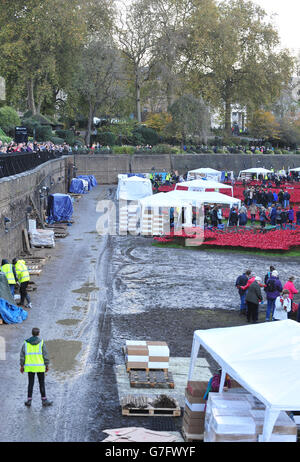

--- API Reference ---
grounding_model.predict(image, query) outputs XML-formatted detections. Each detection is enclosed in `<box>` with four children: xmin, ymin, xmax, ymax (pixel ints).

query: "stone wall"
<box><xmin>74</xmin><ymin>153</ymin><xmax>300</xmax><ymax>183</ymax></box>
<box><xmin>0</xmin><ymin>157</ymin><xmax>68</xmax><ymax>260</ymax></box>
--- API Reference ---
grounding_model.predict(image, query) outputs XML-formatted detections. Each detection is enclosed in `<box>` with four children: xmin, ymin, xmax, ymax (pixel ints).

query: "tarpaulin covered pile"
<box><xmin>69</xmin><ymin>178</ymin><xmax>87</xmax><ymax>194</ymax></box>
<box><xmin>77</xmin><ymin>175</ymin><xmax>97</xmax><ymax>191</ymax></box>
<box><xmin>47</xmin><ymin>193</ymin><xmax>73</xmax><ymax>223</ymax></box>
<box><xmin>0</xmin><ymin>273</ymin><xmax>27</xmax><ymax>324</ymax></box>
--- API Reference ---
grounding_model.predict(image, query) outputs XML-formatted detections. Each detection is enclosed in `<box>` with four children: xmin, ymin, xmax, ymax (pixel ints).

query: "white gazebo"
<box><xmin>187</xmin><ymin>168</ymin><xmax>222</xmax><ymax>182</ymax></box>
<box><xmin>188</xmin><ymin>320</ymin><xmax>300</xmax><ymax>442</ymax></box>
<box><xmin>116</xmin><ymin>175</ymin><xmax>153</xmax><ymax>201</ymax></box>
<box><xmin>238</xmin><ymin>167</ymin><xmax>272</xmax><ymax>180</ymax></box>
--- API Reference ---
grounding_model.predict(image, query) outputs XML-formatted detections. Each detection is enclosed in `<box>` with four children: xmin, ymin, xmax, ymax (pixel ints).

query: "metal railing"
<box><xmin>0</xmin><ymin>150</ymin><xmax>66</xmax><ymax>178</ymax></box>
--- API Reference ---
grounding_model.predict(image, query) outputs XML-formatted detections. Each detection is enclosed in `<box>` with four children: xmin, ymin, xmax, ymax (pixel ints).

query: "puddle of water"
<box><xmin>72</xmin><ymin>283</ymin><xmax>99</xmax><ymax>294</ymax></box>
<box><xmin>46</xmin><ymin>339</ymin><xmax>82</xmax><ymax>374</ymax></box>
<box><xmin>72</xmin><ymin>306</ymin><xmax>82</xmax><ymax>311</ymax></box>
<box><xmin>56</xmin><ymin>319</ymin><xmax>81</xmax><ymax>326</ymax></box>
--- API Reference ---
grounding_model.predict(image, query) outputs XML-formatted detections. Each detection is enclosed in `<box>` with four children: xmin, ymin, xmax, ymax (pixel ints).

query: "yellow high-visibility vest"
<box><xmin>1</xmin><ymin>264</ymin><xmax>16</xmax><ymax>285</ymax></box>
<box><xmin>24</xmin><ymin>340</ymin><xmax>45</xmax><ymax>373</ymax></box>
<box><xmin>15</xmin><ymin>260</ymin><xmax>30</xmax><ymax>283</ymax></box>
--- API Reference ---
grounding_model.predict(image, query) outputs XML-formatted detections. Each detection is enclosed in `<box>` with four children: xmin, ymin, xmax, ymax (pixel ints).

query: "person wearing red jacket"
<box><xmin>283</xmin><ymin>276</ymin><xmax>298</xmax><ymax>319</ymax></box>
<box><xmin>283</xmin><ymin>276</ymin><xmax>298</xmax><ymax>301</ymax></box>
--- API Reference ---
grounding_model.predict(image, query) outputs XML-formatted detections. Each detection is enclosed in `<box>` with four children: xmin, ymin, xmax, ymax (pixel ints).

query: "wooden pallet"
<box><xmin>121</xmin><ymin>396</ymin><xmax>181</xmax><ymax>417</ymax></box>
<box><xmin>129</xmin><ymin>369</ymin><xmax>174</xmax><ymax>389</ymax></box>
<box><xmin>126</xmin><ymin>365</ymin><xmax>169</xmax><ymax>373</ymax></box>
<box><xmin>181</xmin><ymin>428</ymin><xmax>204</xmax><ymax>442</ymax></box>
<box><xmin>54</xmin><ymin>232</ymin><xmax>68</xmax><ymax>238</ymax></box>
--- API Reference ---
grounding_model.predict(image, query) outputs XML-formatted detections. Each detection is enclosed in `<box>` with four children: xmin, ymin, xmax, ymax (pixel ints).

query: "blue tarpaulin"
<box><xmin>0</xmin><ymin>298</ymin><xmax>28</xmax><ymax>324</ymax></box>
<box><xmin>89</xmin><ymin>175</ymin><xmax>97</xmax><ymax>187</ymax></box>
<box><xmin>69</xmin><ymin>178</ymin><xmax>86</xmax><ymax>194</ymax></box>
<box><xmin>77</xmin><ymin>175</ymin><xmax>92</xmax><ymax>190</ymax></box>
<box><xmin>47</xmin><ymin>193</ymin><xmax>73</xmax><ymax>223</ymax></box>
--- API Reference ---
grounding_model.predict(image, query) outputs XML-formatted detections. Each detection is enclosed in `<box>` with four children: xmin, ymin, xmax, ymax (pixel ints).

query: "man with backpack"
<box><xmin>265</xmin><ymin>270</ymin><xmax>283</xmax><ymax>321</ymax></box>
<box><xmin>235</xmin><ymin>270</ymin><xmax>251</xmax><ymax>315</ymax></box>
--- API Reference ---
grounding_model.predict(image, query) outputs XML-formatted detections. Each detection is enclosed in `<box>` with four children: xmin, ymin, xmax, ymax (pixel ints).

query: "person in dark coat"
<box><xmin>235</xmin><ymin>270</ymin><xmax>251</xmax><ymax>315</ymax></box>
<box><xmin>228</xmin><ymin>207</ymin><xmax>238</xmax><ymax>226</ymax></box>
<box><xmin>265</xmin><ymin>270</ymin><xmax>283</xmax><ymax>321</ymax></box>
<box><xmin>245</xmin><ymin>276</ymin><xmax>263</xmax><ymax>323</ymax></box>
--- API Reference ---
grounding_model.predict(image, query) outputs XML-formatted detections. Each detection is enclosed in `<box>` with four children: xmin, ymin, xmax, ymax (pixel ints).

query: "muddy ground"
<box><xmin>0</xmin><ymin>185</ymin><xmax>299</xmax><ymax>442</ymax></box>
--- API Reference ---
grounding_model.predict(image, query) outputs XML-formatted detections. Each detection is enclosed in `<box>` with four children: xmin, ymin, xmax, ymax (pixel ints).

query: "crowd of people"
<box><xmin>0</xmin><ymin>140</ymin><xmax>73</xmax><ymax>154</ymax></box>
<box><xmin>227</xmin><ymin>185</ymin><xmax>300</xmax><ymax>229</ymax></box>
<box><xmin>235</xmin><ymin>266</ymin><xmax>298</xmax><ymax>324</ymax></box>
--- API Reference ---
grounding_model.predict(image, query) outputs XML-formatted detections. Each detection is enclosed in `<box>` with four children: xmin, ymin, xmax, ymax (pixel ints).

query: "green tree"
<box><xmin>70</xmin><ymin>39</ymin><xmax>124</xmax><ymax>146</ymax></box>
<box><xmin>0</xmin><ymin>0</ymin><xmax>86</xmax><ymax>114</ymax></box>
<box><xmin>0</xmin><ymin>106</ymin><xmax>21</xmax><ymax>134</ymax></box>
<box><xmin>169</xmin><ymin>94</ymin><xmax>210</xmax><ymax>144</ymax></box>
<box><xmin>248</xmin><ymin>110</ymin><xmax>280</xmax><ymax>141</ymax></box>
<box><xmin>187</xmin><ymin>0</ymin><xmax>294</xmax><ymax>134</ymax></box>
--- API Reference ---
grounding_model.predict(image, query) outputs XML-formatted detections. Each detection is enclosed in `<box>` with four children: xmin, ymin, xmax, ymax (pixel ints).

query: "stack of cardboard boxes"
<box><xmin>182</xmin><ymin>381</ymin><xmax>208</xmax><ymax>438</ymax></box>
<box><xmin>125</xmin><ymin>341</ymin><xmax>170</xmax><ymax>370</ymax></box>
<box><xmin>204</xmin><ymin>392</ymin><xmax>297</xmax><ymax>442</ymax></box>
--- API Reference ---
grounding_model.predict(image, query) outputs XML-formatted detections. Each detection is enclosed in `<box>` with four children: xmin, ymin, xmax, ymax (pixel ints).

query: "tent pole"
<box><xmin>219</xmin><ymin>369</ymin><xmax>227</xmax><ymax>392</ymax></box>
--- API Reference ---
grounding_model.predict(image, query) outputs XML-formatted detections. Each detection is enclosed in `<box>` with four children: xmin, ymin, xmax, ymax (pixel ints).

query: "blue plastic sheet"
<box><xmin>88</xmin><ymin>175</ymin><xmax>97</xmax><ymax>187</ymax></box>
<box><xmin>77</xmin><ymin>175</ymin><xmax>92</xmax><ymax>190</ymax></box>
<box><xmin>47</xmin><ymin>193</ymin><xmax>73</xmax><ymax>223</ymax></box>
<box><xmin>69</xmin><ymin>178</ymin><xmax>86</xmax><ymax>194</ymax></box>
<box><xmin>0</xmin><ymin>298</ymin><xmax>28</xmax><ymax>324</ymax></box>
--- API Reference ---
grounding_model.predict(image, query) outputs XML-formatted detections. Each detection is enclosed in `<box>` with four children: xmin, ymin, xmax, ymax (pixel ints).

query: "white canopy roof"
<box><xmin>166</xmin><ymin>190</ymin><xmax>240</xmax><ymax>207</ymax></box>
<box><xmin>188</xmin><ymin>320</ymin><xmax>300</xmax><ymax>441</ymax></box>
<box><xmin>187</xmin><ymin>168</ymin><xmax>222</xmax><ymax>182</ymax></box>
<box><xmin>139</xmin><ymin>190</ymin><xmax>240</xmax><ymax>208</ymax></box>
<box><xmin>238</xmin><ymin>167</ymin><xmax>272</xmax><ymax>177</ymax></box>
<box><xmin>175</xmin><ymin>179</ymin><xmax>233</xmax><ymax>196</ymax></box>
<box><xmin>116</xmin><ymin>175</ymin><xmax>153</xmax><ymax>201</ymax></box>
<box><xmin>289</xmin><ymin>167</ymin><xmax>300</xmax><ymax>172</ymax></box>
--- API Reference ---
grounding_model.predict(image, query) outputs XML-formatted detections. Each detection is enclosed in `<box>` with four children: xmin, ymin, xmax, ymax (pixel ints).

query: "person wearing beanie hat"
<box><xmin>265</xmin><ymin>270</ymin><xmax>283</xmax><ymax>321</ymax></box>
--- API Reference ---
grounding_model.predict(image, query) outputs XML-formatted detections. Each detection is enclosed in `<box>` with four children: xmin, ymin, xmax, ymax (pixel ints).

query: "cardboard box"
<box><xmin>184</xmin><ymin>405</ymin><xmax>205</xmax><ymax>420</ymax></box>
<box><xmin>187</xmin><ymin>381</ymin><xmax>209</xmax><ymax>397</ymax></box>
<box><xmin>148</xmin><ymin>356</ymin><xmax>169</xmax><ymax>362</ymax></box>
<box><xmin>126</xmin><ymin>341</ymin><xmax>147</xmax><ymax>346</ymax></box>
<box><xmin>185</xmin><ymin>388</ymin><xmax>206</xmax><ymax>405</ymax></box>
<box><xmin>183</xmin><ymin>414</ymin><xmax>205</xmax><ymax>434</ymax></box>
<box><xmin>126</xmin><ymin>346</ymin><xmax>149</xmax><ymax>356</ymax></box>
<box><xmin>126</xmin><ymin>355</ymin><xmax>149</xmax><ymax>363</ymax></box>
<box><xmin>126</xmin><ymin>362</ymin><xmax>148</xmax><ymax>369</ymax></box>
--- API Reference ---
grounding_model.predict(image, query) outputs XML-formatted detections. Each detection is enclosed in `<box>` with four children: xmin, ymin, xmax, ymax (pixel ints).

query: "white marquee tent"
<box><xmin>175</xmin><ymin>179</ymin><xmax>233</xmax><ymax>196</ymax></box>
<box><xmin>187</xmin><ymin>168</ymin><xmax>222</xmax><ymax>182</ymax></box>
<box><xmin>238</xmin><ymin>167</ymin><xmax>272</xmax><ymax>179</ymax></box>
<box><xmin>188</xmin><ymin>320</ymin><xmax>300</xmax><ymax>442</ymax></box>
<box><xmin>139</xmin><ymin>190</ymin><xmax>241</xmax><ymax>209</ymax></box>
<box><xmin>116</xmin><ymin>175</ymin><xmax>153</xmax><ymax>201</ymax></box>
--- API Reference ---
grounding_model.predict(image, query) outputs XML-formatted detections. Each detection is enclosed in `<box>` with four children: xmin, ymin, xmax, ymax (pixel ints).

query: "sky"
<box><xmin>253</xmin><ymin>0</ymin><xmax>300</xmax><ymax>54</ymax></box>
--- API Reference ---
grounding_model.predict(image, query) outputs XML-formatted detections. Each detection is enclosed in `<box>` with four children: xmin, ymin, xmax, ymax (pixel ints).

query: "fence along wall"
<box><xmin>0</xmin><ymin>157</ymin><xmax>69</xmax><ymax>260</ymax></box>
